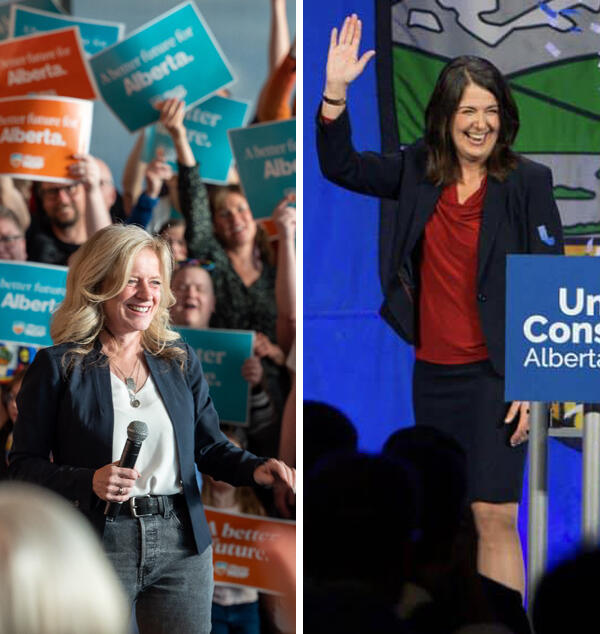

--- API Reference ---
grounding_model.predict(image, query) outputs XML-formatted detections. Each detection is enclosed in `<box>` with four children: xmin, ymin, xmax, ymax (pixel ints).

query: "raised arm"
<box><xmin>321</xmin><ymin>14</ymin><xmax>375</xmax><ymax>120</ymax></box>
<box><xmin>121</xmin><ymin>131</ymin><xmax>147</xmax><ymax>217</ymax></box>
<box><xmin>0</xmin><ymin>176</ymin><xmax>30</xmax><ymax>230</ymax></box>
<box><xmin>273</xmin><ymin>194</ymin><xmax>296</xmax><ymax>353</ymax></box>
<box><xmin>68</xmin><ymin>154</ymin><xmax>111</xmax><ymax>239</ymax></box>
<box><xmin>316</xmin><ymin>15</ymin><xmax>406</xmax><ymax>199</ymax></box>
<box><xmin>159</xmin><ymin>98</ymin><xmax>195</xmax><ymax>168</ymax></box>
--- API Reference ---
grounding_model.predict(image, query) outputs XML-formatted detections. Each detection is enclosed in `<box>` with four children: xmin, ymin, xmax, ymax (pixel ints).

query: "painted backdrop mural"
<box><xmin>379</xmin><ymin>0</ymin><xmax>600</xmax><ymax>243</ymax></box>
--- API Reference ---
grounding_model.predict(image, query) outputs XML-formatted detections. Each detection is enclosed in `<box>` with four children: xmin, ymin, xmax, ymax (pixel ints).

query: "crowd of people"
<box><xmin>0</xmin><ymin>2</ymin><xmax>296</xmax><ymax>633</ymax></box>
<box><xmin>304</xmin><ymin>401</ymin><xmax>596</xmax><ymax>634</ymax></box>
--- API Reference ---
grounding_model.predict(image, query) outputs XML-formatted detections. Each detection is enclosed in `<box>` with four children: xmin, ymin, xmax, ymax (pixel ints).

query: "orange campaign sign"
<box><xmin>205</xmin><ymin>506</ymin><xmax>296</xmax><ymax>595</ymax></box>
<box><xmin>0</xmin><ymin>27</ymin><xmax>97</xmax><ymax>99</ymax></box>
<box><xmin>0</xmin><ymin>95</ymin><xmax>93</xmax><ymax>182</ymax></box>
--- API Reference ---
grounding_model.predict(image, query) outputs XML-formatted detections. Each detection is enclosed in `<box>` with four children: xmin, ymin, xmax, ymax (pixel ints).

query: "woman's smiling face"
<box><xmin>450</xmin><ymin>82</ymin><xmax>500</xmax><ymax>168</ymax></box>
<box><xmin>102</xmin><ymin>248</ymin><xmax>162</xmax><ymax>337</ymax></box>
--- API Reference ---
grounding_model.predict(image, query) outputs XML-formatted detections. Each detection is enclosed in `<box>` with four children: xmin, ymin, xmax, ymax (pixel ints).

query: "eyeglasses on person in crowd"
<box><xmin>0</xmin><ymin>234</ymin><xmax>24</xmax><ymax>244</ymax></box>
<box><xmin>40</xmin><ymin>184</ymin><xmax>80</xmax><ymax>199</ymax></box>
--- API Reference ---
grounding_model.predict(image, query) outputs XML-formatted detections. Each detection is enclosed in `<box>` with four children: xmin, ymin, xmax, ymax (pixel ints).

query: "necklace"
<box><xmin>111</xmin><ymin>355</ymin><xmax>142</xmax><ymax>408</ymax></box>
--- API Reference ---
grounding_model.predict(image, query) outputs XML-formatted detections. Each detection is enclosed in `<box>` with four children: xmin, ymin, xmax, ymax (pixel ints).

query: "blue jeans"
<box><xmin>103</xmin><ymin>504</ymin><xmax>214</xmax><ymax>634</ymax></box>
<box><xmin>210</xmin><ymin>601</ymin><xmax>260</xmax><ymax>634</ymax></box>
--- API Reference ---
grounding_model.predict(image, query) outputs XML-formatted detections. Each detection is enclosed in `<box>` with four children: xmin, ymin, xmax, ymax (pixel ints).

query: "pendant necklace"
<box><xmin>111</xmin><ymin>355</ymin><xmax>142</xmax><ymax>408</ymax></box>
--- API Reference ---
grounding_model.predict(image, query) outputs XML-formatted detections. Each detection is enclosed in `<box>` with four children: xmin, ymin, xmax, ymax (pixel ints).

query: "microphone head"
<box><xmin>127</xmin><ymin>420</ymin><xmax>148</xmax><ymax>442</ymax></box>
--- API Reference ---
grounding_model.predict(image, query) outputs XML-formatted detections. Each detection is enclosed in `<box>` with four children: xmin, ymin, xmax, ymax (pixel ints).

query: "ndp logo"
<box><xmin>9</xmin><ymin>153</ymin><xmax>44</xmax><ymax>169</ymax></box>
<box><xmin>11</xmin><ymin>322</ymin><xmax>45</xmax><ymax>338</ymax></box>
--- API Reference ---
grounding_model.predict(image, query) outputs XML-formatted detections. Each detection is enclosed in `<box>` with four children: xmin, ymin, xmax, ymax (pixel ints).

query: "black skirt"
<box><xmin>413</xmin><ymin>359</ymin><xmax>527</xmax><ymax>503</ymax></box>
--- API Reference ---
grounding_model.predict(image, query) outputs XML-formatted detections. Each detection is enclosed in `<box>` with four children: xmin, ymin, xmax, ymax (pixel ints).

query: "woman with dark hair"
<box><xmin>158</xmin><ymin>218</ymin><xmax>188</xmax><ymax>263</ymax></box>
<box><xmin>316</xmin><ymin>14</ymin><xmax>564</xmax><ymax>597</ymax></box>
<box><xmin>155</xmin><ymin>99</ymin><xmax>292</xmax><ymax>421</ymax></box>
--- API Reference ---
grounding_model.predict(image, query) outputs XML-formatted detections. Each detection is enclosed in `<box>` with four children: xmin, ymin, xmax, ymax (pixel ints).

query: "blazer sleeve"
<box><xmin>185</xmin><ymin>344</ymin><xmax>266</xmax><ymax>485</ymax></box>
<box><xmin>524</xmin><ymin>162</ymin><xmax>564</xmax><ymax>255</ymax></box>
<box><xmin>8</xmin><ymin>348</ymin><xmax>96</xmax><ymax>509</ymax></box>
<box><xmin>316</xmin><ymin>107</ymin><xmax>405</xmax><ymax>200</ymax></box>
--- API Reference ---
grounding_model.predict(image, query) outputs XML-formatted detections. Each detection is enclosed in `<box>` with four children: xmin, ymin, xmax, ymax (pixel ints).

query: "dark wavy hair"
<box><xmin>425</xmin><ymin>56</ymin><xmax>519</xmax><ymax>185</ymax></box>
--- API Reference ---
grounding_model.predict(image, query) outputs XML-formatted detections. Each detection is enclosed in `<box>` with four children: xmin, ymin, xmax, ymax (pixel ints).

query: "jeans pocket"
<box><xmin>170</xmin><ymin>508</ymin><xmax>184</xmax><ymax>530</ymax></box>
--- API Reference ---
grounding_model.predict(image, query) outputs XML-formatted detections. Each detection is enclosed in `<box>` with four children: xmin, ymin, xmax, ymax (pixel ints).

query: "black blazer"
<box><xmin>317</xmin><ymin>109</ymin><xmax>564</xmax><ymax>376</ymax></box>
<box><xmin>9</xmin><ymin>340</ymin><xmax>265</xmax><ymax>553</ymax></box>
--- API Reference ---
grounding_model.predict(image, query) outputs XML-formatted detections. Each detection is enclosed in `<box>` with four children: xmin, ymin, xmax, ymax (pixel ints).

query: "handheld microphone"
<box><xmin>104</xmin><ymin>420</ymin><xmax>148</xmax><ymax>521</ymax></box>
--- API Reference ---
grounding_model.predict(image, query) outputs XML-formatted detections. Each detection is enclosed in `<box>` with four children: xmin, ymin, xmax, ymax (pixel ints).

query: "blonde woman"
<box><xmin>0</xmin><ymin>482</ymin><xmax>129</xmax><ymax>634</ymax></box>
<box><xmin>9</xmin><ymin>224</ymin><xmax>295</xmax><ymax>634</ymax></box>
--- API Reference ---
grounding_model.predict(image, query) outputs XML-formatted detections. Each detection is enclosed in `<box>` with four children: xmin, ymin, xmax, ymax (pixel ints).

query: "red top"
<box><xmin>416</xmin><ymin>176</ymin><xmax>489</xmax><ymax>364</ymax></box>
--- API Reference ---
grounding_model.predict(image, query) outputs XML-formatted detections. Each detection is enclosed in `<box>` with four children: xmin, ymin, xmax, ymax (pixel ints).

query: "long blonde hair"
<box><xmin>0</xmin><ymin>482</ymin><xmax>129</xmax><ymax>634</ymax></box>
<box><xmin>51</xmin><ymin>224</ymin><xmax>185</xmax><ymax>366</ymax></box>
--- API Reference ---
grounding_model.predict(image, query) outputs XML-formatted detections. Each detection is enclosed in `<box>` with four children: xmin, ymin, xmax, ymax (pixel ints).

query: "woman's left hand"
<box><xmin>254</xmin><ymin>333</ymin><xmax>286</xmax><ymax>366</ymax></box>
<box><xmin>253</xmin><ymin>458</ymin><xmax>296</xmax><ymax>518</ymax></box>
<box><xmin>505</xmin><ymin>400</ymin><xmax>530</xmax><ymax>446</ymax></box>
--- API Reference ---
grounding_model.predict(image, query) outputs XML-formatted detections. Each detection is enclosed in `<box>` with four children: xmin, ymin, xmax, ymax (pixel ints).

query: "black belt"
<box><xmin>124</xmin><ymin>494</ymin><xmax>184</xmax><ymax>518</ymax></box>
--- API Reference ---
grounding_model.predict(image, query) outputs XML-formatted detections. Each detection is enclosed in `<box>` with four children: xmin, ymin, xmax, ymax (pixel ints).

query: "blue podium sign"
<box><xmin>506</xmin><ymin>254</ymin><xmax>600</xmax><ymax>402</ymax></box>
<box><xmin>175</xmin><ymin>327</ymin><xmax>254</xmax><ymax>426</ymax></box>
<box><xmin>0</xmin><ymin>260</ymin><xmax>66</xmax><ymax>347</ymax></box>
<box><xmin>143</xmin><ymin>95</ymin><xmax>249</xmax><ymax>184</ymax></box>
<box><xmin>10</xmin><ymin>6</ymin><xmax>124</xmax><ymax>57</ymax></box>
<box><xmin>88</xmin><ymin>1</ymin><xmax>234</xmax><ymax>133</ymax></box>
<box><xmin>228</xmin><ymin>118</ymin><xmax>296</xmax><ymax>219</ymax></box>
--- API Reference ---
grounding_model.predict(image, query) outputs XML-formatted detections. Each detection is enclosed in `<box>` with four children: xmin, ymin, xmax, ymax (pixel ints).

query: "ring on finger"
<box><xmin>118</xmin><ymin>487</ymin><xmax>124</xmax><ymax>496</ymax></box>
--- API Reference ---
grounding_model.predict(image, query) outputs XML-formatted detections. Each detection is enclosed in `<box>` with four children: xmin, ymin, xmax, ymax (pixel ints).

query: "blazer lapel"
<box><xmin>405</xmin><ymin>179</ymin><xmax>441</xmax><ymax>257</ymax></box>
<box><xmin>90</xmin><ymin>347</ymin><xmax>115</xmax><ymax>461</ymax></box>
<box><xmin>145</xmin><ymin>352</ymin><xmax>188</xmax><ymax>447</ymax></box>
<box><xmin>477</xmin><ymin>177</ymin><xmax>507</xmax><ymax>284</ymax></box>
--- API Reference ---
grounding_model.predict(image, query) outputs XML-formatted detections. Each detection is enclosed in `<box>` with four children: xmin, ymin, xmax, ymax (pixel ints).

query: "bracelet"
<box><xmin>322</xmin><ymin>94</ymin><xmax>346</xmax><ymax>106</ymax></box>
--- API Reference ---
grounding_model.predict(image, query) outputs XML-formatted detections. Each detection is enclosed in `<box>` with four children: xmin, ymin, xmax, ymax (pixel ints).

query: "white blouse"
<box><xmin>110</xmin><ymin>372</ymin><xmax>183</xmax><ymax>497</ymax></box>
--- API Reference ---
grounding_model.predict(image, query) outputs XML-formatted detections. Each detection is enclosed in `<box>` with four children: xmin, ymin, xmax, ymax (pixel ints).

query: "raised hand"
<box><xmin>145</xmin><ymin>147</ymin><xmax>173</xmax><ymax>198</ymax></box>
<box><xmin>68</xmin><ymin>154</ymin><xmax>101</xmax><ymax>192</ymax></box>
<box><xmin>156</xmin><ymin>97</ymin><xmax>195</xmax><ymax>167</ymax></box>
<box><xmin>325</xmin><ymin>14</ymin><xmax>375</xmax><ymax>97</ymax></box>
<box><xmin>272</xmin><ymin>193</ymin><xmax>296</xmax><ymax>241</ymax></box>
<box><xmin>158</xmin><ymin>98</ymin><xmax>186</xmax><ymax>141</ymax></box>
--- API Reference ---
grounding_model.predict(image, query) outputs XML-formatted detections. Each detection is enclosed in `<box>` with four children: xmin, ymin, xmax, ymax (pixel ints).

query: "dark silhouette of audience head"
<box><xmin>532</xmin><ymin>547</ymin><xmax>600</xmax><ymax>634</ymax></box>
<box><xmin>304</xmin><ymin>451</ymin><xmax>419</xmax><ymax>633</ymax></box>
<box><xmin>303</xmin><ymin>400</ymin><xmax>358</xmax><ymax>474</ymax></box>
<box><xmin>383</xmin><ymin>425</ymin><xmax>468</xmax><ymax>566</ymax></box>
<box><xmin>382</xmin><ymin>426</ymin><xmax>530</xmax><ymax>634</ymax></box>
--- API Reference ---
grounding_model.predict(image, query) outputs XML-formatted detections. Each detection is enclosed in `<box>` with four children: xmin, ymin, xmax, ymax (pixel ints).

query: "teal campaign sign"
<box><xmin>506</xmin><ymin>255</ymin><xmax>600</xmax><ymax>402</ymax></box>
<box><xmin>228</xmin><ymin>118</ymin><xmax>296</xmax><ymax>219</ymax></box>
<box><xmin>88</xmin><ymin>1</ymin><xmax>234</xmax><ymax>133</ymax></box>
<box><xmin>0</xmin><ymin>261</ymin><xmax>66</xmax><ymax>347</ymax></box>
<box><xmin>10</xmin><ymin>5</ymin><xmax>124</xmax><ymax>57</ymax></box>
<box><xmin>143</xmin><ymin>95</ymin><xmax>249</xmax><ymax>184</ymax></box>
<box><xmin>0</xmin><ymin>0</ymin><xmax>63</xmax><ymax>41</ymax></box>
<box><xmin>175</xmin><ymin>327</ymin><xmax>254</xmax><ymax>426</ymax></box>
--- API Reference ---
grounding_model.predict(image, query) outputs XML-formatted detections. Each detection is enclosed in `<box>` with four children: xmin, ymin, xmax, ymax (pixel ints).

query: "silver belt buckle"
<box><xmin>129</xmin><ymin>494</ymin><xmax>152</xmax><ymax>518</ymax></box>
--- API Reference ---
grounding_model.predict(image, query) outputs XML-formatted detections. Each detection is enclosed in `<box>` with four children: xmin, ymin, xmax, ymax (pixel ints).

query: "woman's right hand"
<box><xmin>92</xmin><ymin>461</ymin><xmax>140</xmax><ymax>502</ymax></box>
<box><xmin>325</xmin><ymin>14</ymin><xmax>375</xmax><ymax>96</ymax></box>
